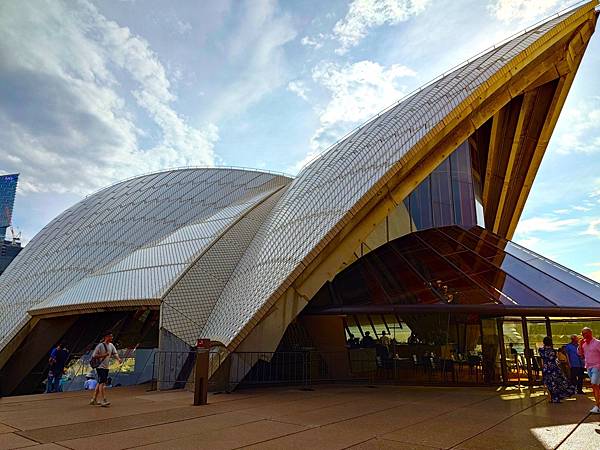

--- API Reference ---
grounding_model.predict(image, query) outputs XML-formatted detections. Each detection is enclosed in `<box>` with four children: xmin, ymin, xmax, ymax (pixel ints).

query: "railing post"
<box><xmin>194</xmin><ymin>339</ymin><xmax>210</xmax><ymax>406</ymax></box>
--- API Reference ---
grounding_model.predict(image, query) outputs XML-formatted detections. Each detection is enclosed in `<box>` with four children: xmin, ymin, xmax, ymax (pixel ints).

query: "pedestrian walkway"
<box><xmin>0</xmin><ymin>384</ymin><xmax>599</xmax><ymax>449</ymax></box>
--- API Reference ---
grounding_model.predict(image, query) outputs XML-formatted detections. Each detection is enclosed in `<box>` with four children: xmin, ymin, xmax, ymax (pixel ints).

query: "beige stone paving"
<box><xmin>0</xmin><ymin>384</ymin><xmax>598</xmax><ymax>450</ymax></box>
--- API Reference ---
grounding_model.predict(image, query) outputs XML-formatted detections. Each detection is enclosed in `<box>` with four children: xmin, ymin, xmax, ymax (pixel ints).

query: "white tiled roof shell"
<box><xmin>161</xmin><ymin>188</ymin><xmax>286</xmax><ymax>346</ymax></box>
<box><xmin>0</xmin><ymin>168</ymin><xmax>291</xmax><ymax>352</ymax></box>
<box><xmin>202</xmin><ymin>9</ymin><xmax>585</xmax><ymax>345</ymax></box>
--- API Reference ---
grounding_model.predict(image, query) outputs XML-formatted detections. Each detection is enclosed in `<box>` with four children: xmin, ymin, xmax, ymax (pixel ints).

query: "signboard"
<box><xmin>196</xmin><ymin>338</ymin><xmax>210</xmax><ymax>349</ymax></box>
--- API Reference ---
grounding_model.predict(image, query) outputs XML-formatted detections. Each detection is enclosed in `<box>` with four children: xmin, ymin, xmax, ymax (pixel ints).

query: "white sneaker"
<box><xmin>100</xmin><ymin>399</ymin><xmax>111</xmax><ymax>407</ymax></box>
<box><xmin>590</xmin><ymin>406</ymin><xmax>600</xmax><ymax>414</ymax></box>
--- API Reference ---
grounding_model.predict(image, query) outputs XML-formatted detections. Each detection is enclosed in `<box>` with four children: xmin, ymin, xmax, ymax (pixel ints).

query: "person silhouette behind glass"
<box><xmin>360</xmin><ymin>331</ymin><xmax>376</xmax><ymax>348</ymax></box>
<box><xmin>346</xmin><ymin>334</ymin><xmax>360</xmax><ymax>349</ymax></box>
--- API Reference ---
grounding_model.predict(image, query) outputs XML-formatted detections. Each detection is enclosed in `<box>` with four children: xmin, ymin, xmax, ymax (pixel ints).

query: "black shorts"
<box><xmin>96</xmin><ymin>368</ymin><xmax>109</xmax><ymax>384</ymax></box>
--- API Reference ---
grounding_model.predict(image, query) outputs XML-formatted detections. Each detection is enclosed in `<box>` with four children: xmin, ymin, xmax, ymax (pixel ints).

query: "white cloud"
<box><xmin>572</xmin><ymin>205</ymin><xmax>592</xmax><ymax>212</ymax></box>
<box><xmin>301</xmin><ymin>35</ymin><xmax>324</xmax><ymax>50</ymax></box>
<box><xmin>553</xmin><ymin>209</ymin><xmax>570</xmax><ymax>214</ymax></box>
<box><xmin>287</xmin><ymin>60</ymin><xmax>415</xmax><ymax>174</ymax></box>
<box><xmin>587</xmin><ymin>270</ymin><xmax>600</xmax><ymax>282</ymax></box>
<box><xmin>586</xmin><ymin>263</ymin><xmax>600</xmax><ymax>283</ymax></box>
<box><xmin>514</xmin><ymin>236</ymin><xmax>541</xmax><ymax>249</ymax></box>
<box><xmin>175</xmin><ymin>19</ymin><xmax>192</xmax><ymax>35</ymax></box>
<box><xmin>210</xmin><ymin>0</ymin><xmax>296</xmax><ymax>122</ymax></box>
<box><xmin>553</xmin><ymin>97</ymin><xmax>600</xmax><ymax>155</ymax></box>
<box><xmin>333</xmin><ymin>0</ymin><xmax>430</xmax><ymax>54</ymax></box>
<box><xmin>287</xmin><ymin>80</ymin><xmax>309</xmax><ymax>101</ymax></box>
<box><xmin>515</xmin><ymin>216</ymin><xmax>580</xmax><ymax>234</ymax></box>
<box><xmin>309</xmin><ymin>60</ymin><xmax>415</xmax><ymax>153</ymax></box>
<box><xmin>489</xmin><ymin>0</ymin><xmax>570</xmax><ymax>22</ymax></box>
<box><xmin>582</xmin><ymin>218</ymin><xmax>600</xmax><ymax>237</ymax></box>
<box><xmin>0</xmin><ymin>0</ymin><xmax>217</xmax><ymax>195</ymax></box>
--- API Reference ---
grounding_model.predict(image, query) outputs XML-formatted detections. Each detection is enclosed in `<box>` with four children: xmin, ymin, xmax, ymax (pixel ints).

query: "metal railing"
<box><xmin>149</xmin><ymin>349</ymin><xmax>495</xmax><ymax>392</ymax></box>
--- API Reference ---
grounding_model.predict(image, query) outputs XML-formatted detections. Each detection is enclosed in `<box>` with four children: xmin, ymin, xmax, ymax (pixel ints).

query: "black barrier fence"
<box><xmin>150</xmin><ymin>348</ymin><xmax>491</xmax><ymax>392</ymax></box>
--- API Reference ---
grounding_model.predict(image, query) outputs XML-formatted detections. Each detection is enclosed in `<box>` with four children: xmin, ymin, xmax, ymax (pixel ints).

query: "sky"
<box><xmin>0</xmin><ymin>0</ymin><xmax>599</xmax><ymax>280</ymax></box>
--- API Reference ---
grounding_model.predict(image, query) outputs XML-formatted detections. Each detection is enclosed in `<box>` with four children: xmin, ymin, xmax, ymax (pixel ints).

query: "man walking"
<box><xmin>90</xmin><ymin>332</ymin><xmax>121</xmax><ymax>407</ymax></box>
<box><xmin>564</xmin><ymin>335</ymin><xmax>585</xmax><ymax>394</ymax></box>
<box><xmin>578</xmin><ymin>327</ymin><xmax>600</xmax><ymax>413</ymax></box>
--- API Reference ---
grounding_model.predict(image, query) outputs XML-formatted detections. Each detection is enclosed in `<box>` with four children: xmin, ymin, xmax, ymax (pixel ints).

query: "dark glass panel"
<box><xmin>359</xmin><ymin>257</ymin><xmax>392</xmax><ymax>305</ymax></box>
<box><xmin>450</xmin><ymin>141</ymin><xmax>472</xmax><ymax>176</ymax></box>
<box><xmin>470</xmin><ymin>270</ymin><xmax>555</xmax><ymax>307</ymax></box>
<box><xmin>416</xmin><ymin>228</ymin><xmax>468</xmax><ymax>255</ymax></box>
<box><xmin>450</xmin><ymin>142</ymin><xmax>477</xmax><ymax>227</ymax></box>
<box><xmin>466</xmin><ymin>227</ymin><xmax>505</xmax><ymax>247</ymax></box>
<box><xmin>433</xmin><ymin>274</ymin><xmax>497</xmax><ymax>305</ymax></box>
<box><xmin>440</xmin><ymin>227</ymin><xmax>504</xmax><ymax>259</ymax></box>
<box><xmin>444</xmin><ymin>250</ymin><xmax>496</xmax><ymax>275</ymax></box>
<box><xmin>496</xmin><ymin>254</ymin><xmax>600</xmax><ymax>308</ymax></box>
<box><xmin>409</xmin><ymin>177</ymin><xmax>433</xmax><ymax>230</ymax></box>
<box><xmin>392</xmin><ymin>287</ymin><xmax>442</xmax><ymax>305</ymax></box>
<box><xmin>369</xmin><ymin>248</ymin><xmax>440</xmax><ymax>304</ymax></box>
<box><xmin>400</xmin><ymin>247</ymin><xmax>465</xmax><ymax>283</ymax></box>
<box><xmin>431</xmin><ymin>158</ymin><xmax>454</xmax><ymax>227</ymax></box>
<box><xmin>451</xmin><ymin>180</ymin><xmax>477</xmax><ymax>226</ymax></box>
<box><xmin>467</xmin><ymin>227</ymin><xmax>600</xmax><ymax>302</ymax></box>
<box><xmin>467</xmin><ymin>227</ymin><xmax>537</xmax><ymax>262</ymax></box>
<box><xmin>333</xmin><ymin>265</ymin><xmax>371</xmax><ymax>306</ymax></box>
<box><xmin>390</xmin><ymin>233</ymin><xmax>427</xmax><ymax>253</ymax></box>
<box><xmin>499</xmin><ymin>243</ymin><xmax>600</xmax><ymax>303</ymax></box>
<box><xmin>310</xmin><ymin>283</ymin><xmax>334</xmax><ymax>308</ymax></box>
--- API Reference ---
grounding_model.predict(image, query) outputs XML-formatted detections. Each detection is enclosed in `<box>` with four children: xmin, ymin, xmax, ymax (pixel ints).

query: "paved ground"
<box><xmin>0</xmin><ymin>384</ymin><xmax>599</xmax><ymax>449</ymax></box>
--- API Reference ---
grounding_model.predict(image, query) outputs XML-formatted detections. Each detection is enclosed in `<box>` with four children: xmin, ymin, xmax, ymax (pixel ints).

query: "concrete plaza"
<box><xmin>0</xmin><ymin>384</ymin><xmax>599</xmax><ymax>449</ymax></box>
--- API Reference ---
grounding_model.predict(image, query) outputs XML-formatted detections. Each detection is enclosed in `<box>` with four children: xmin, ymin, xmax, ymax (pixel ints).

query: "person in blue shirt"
<box><xmin>46</xmin><ymin>344</ymin><xmax>60</xmax><ymax>393</ymax></box>
<box><xmin>564</xmin><ymin>334</ymin><xmax>585</xmax><ymax>394</ymax></box>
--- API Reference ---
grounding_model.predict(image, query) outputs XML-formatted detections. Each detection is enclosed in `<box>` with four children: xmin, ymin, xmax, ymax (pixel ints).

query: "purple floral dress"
<box><xmin>539</xmin><ymin>346</ymin><xmax>576</xmax><ymax>402</ymax></box>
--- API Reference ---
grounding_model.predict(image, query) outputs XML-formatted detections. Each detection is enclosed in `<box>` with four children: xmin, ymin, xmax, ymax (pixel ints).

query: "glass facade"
<box><xmin>404</xmin><ymin>141</ymin><xmax>478</xmax><ymax>232</ymax></box>
<box><xmin>357</xmin><ymin>138</ymin><xmax>482</xmax><ymax>260</ymax></box>
<box><xmin>311</xmin><ymin>226</ymin><xmax>600</xmax><ymax>311</ymax></box>
<box><xmin>297</xmin><ymin>225</ymin><xmax>600</xmax><ymax>386</ymax></box>
<box><xmin>0</xmin><ymin>173</ymin><xmax>18</xmax><ymax>242</ymax></box>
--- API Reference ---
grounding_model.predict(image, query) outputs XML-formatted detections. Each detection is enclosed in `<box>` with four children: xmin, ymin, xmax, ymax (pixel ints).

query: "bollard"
<box><xmin>193</xmin><ymin>338</ymin><xmax>210</xmax><ymax>406</ymax></box>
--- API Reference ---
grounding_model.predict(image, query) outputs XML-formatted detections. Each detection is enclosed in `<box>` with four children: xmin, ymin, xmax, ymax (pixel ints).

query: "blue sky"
<box><xmin>1</xmin><ymin>0</ymin><xmax>599</xmax><ymax>280</ymax></box>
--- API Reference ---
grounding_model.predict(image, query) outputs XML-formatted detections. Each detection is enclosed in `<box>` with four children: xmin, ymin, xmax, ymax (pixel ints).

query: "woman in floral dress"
<box><xmin>539</xmin><ymin>336</ymin><xmax>576</xmax><ymax>403</ymax></box>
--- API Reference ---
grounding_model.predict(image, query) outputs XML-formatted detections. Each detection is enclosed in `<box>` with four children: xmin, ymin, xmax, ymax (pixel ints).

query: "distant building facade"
<box><xmin>0</xmin><ymin>174</ymin><xmax>18</xmax><ymax>241</ymax></box>
<box><xmin>0</xmin><ymin>174</ymin><xmax>22</xmax><ymax>275</ymax></box>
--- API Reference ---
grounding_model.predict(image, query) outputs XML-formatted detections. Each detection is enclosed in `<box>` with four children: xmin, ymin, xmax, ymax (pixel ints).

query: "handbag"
<box><xmin>90</xmin><ymin>343</ymin><xmax>108</xmax><ymax>369</ymax></box>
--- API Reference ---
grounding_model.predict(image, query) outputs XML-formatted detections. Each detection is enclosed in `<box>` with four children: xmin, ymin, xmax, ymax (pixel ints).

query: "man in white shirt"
<box><xmin>90</xmin><ymin>331</ymin><xmax>121</xmax><ymax>407</ymax></box>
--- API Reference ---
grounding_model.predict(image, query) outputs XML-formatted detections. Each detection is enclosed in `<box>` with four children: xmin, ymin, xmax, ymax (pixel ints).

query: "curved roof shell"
<box><xmin>0</xmin><ymin>3</ymin><xmax>597</xmax><ymax>358</ymax></box>
<box><xmin>202</xmin><ymin>4</ymin><xmax>599</xmax><ymax>347</ymax></box>
<box><xmin>0</xmin><ymin>168</ymin><xmax>291</xmax><ymax>353</ymax></box>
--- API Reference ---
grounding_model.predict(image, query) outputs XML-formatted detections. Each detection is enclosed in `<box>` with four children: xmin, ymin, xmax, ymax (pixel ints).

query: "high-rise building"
<box><xmin>0</xmin><ymin>173</ymin><xmax>18</xmax><ymax>242</ymax></box>
<box><xmin>0</xmin><ymin>174</ymin><xmax>21</xmax><ymax>276</ymax></box>
<box><xmin>0</xmin><ymin>3</ymin><xmax>598</xmax><ymax>396</ymax></box>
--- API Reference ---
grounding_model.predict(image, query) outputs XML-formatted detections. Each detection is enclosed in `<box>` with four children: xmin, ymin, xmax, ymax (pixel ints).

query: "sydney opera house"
<box><xmin>1</xmin><ymin>2</ymin><xmax>600</xmax><ymax>395</ymax></box>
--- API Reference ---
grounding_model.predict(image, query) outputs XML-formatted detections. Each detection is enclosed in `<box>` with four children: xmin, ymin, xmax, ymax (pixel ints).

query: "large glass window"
<box><xmin>431</xmin><ymin>159</ymin><xmax>454</xmax><ymax>227</ymax></box>
<box><xmin>550</xmin><ymin>318</ymin><xmax>600</xmax><ymax>346</ymax></box>
<box><xmin>501</xmin><ymin>318</ymin><xmax>528</xmax><ymax>384</ymax></box>
<box><xmin>404</xmin><ymin>139</ymin><xmax>478</xmax><ymax>233</ymax></box>
<box><xmin>409</xmin><ymin>179</ymin><xmax>433</xmax><ymax>230</ymax></box>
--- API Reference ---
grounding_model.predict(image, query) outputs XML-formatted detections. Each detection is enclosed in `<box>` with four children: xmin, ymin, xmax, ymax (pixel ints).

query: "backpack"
<box><xmin>90</xmin><ymin>343</ymin><xmax>108</xmax><ymax>369</ymax></box>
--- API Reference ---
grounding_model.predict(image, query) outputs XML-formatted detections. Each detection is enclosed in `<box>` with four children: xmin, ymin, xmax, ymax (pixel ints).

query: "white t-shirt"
<box><xmin>92</xmin><ymin>342</ymin><xmax>118</xmax><ymax>369</ymax></box>
<box><xmin>84</xmin><ymin>379</ymin><xmax>98</xmax><ymax>390</ymax></box>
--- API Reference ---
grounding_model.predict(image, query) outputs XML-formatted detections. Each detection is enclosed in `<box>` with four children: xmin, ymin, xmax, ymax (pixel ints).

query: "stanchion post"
<box><xmin>193</xmin><ymin>338</ymin><xmax>210</xmax><ymax>406</ymax></box>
